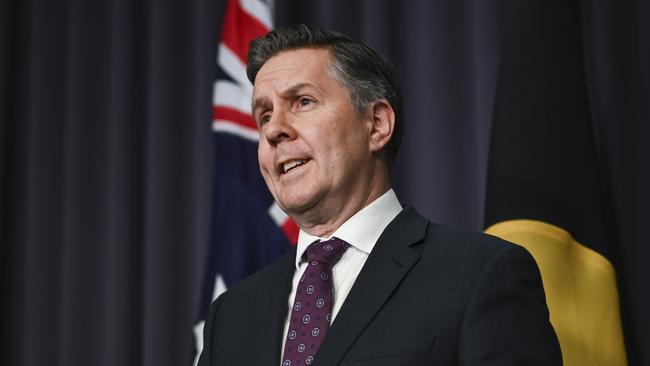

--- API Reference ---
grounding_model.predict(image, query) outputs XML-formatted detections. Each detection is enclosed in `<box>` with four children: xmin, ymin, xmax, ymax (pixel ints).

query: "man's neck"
<box><xmin>295</xmin><ymin>184</ymin><xmax>390</xmax><ymax>237</ymax></box>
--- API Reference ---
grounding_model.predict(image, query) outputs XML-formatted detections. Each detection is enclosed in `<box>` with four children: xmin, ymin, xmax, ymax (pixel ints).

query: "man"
<box><xmin>198</xmin><ymin>24</ymin><xmax>561</xmax><ymax>366</ymax></box>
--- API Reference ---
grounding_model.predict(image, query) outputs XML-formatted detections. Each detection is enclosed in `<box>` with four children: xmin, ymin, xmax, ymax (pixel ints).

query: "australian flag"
<box><xmin>192</xmin><ymin>0</ymin><xmax>297</xmax><ymax>364</ymax></box>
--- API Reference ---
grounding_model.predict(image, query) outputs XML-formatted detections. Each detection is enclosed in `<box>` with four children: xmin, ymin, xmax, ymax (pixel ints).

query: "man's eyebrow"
<box><xmin>278</xmin><ymin>82</ymin><xmax>318</xmax><ymax>97</ymax></box>
<box><xmin>252</xmin><ymin>82</ymin><xmax>318</xmax><ymax>116</ymax></box>
<box><xmin>251</xmin><ymin>97</ymin><xmax>269</xmax><ymax>116</ymax></box>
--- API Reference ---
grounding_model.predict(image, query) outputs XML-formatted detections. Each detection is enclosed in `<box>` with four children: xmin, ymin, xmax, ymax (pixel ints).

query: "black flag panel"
<box><xmin>485</xmin><ymin>0</ymin><xmax>627</xmax><ymax>365</ymax></box>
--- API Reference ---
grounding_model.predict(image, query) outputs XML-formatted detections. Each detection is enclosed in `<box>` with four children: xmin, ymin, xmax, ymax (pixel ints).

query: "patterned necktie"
<box><xmin>282</xmin><ymin>237</ymin><xmax>348</xmax><ymax>366</ymax></box>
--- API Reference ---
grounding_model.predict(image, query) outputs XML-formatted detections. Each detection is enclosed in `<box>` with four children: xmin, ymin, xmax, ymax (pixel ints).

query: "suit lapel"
<box><xmin>251</xmin><ymin>249</ymin><xmax>296</xmax><ymax>364</ymax></box>
<box><xmin>313</xmin><ymin>207</ymin><xmax>429</xmax><ymax>366</ymax></box>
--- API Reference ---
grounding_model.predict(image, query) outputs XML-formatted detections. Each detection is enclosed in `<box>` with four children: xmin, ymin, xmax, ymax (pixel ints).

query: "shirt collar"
<box><xmin>294</xmin><ymin>189</ymin><xmax>403</xmax><ymax>269</ymax></box>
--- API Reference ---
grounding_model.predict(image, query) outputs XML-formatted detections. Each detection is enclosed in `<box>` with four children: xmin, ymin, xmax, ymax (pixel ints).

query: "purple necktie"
<box><xmin>282</xmin><ymin>237</ymin><xmax>348</xmax><ymax>366</ymax></box>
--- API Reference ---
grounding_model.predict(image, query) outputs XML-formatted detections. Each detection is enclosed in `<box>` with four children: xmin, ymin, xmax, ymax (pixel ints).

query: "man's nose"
<box><xmin>264</xmin><ymin>111</ymin><xmax>296</xmax><ymax>146</ymax></box>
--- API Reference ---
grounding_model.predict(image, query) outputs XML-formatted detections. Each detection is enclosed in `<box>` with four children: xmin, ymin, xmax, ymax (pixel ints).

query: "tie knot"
<box><xmin>306</xmin><ymin>237</ymin><xmax>348</xmax><ymax>266</ymax></box>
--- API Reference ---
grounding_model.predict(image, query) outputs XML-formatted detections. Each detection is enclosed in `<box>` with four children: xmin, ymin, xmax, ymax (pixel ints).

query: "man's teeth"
<box><xmin>283</xmin><ymin>160</ymin><xmax>306</xmax><ymax>173</ymax></box>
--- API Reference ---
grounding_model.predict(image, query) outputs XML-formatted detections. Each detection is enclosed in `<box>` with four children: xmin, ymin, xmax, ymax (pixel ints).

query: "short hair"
<box><xmin>247</xmin><ymin>24</ymin><xmax>404</xmax><ymax>165</ymax></box>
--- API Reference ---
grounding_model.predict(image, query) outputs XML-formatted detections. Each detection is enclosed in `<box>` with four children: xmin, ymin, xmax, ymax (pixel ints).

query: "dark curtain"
<box><xmin>1</xmin><ymin>1</ymin><xmax>647</xmax><ymax>366</ymax></box>
<box><xmin>1</xmin><ymin>0</ymin><xmax>221</xmax><ymax>365</ymax></box>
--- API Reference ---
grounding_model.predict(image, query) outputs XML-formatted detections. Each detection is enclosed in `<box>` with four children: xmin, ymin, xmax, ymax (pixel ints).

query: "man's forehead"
<box><xmin>252</xmin><ymin>48</ymin><xmax>333</xmax><ymax>98</ymax></box>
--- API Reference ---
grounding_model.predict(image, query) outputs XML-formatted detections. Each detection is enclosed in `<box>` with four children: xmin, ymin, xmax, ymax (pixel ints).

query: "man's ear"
<box><xmin>368</xmin><ymin>99</ymin><xmax>395</xmax><ymax>153</ymax></box>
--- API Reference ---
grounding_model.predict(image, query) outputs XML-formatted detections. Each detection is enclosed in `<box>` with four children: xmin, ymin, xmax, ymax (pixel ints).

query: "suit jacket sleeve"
<box><xmin>459</xmin><ymin>244</ymin><xmax>562</xmax><ymax>365</ymax></box>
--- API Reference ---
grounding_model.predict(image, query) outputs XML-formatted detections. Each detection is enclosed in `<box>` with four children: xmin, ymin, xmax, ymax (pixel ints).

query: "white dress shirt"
<box><xmin>280</xmin><ymin>189</ymin><xmax>403</xmax><ymax>357</ymax></box>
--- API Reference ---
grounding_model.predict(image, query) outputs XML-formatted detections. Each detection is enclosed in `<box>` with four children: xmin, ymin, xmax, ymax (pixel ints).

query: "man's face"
<box><xmin>253</xmin><ymin>48</ymin><xmax>375</xmax><ymax>220</ymax></box>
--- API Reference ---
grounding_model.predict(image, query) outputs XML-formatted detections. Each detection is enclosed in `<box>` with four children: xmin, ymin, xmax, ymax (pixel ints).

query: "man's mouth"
<box><xmin>281</xmin><ymin>159</ymin><xmax>309</xmax><ymax>174</ymax></box>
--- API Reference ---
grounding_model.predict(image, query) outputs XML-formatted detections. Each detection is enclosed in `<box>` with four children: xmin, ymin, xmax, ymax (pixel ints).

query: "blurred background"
<box><xmin>1</xmin><ymin>0</ymin><xmax>648</xmax><ymax>365</ymax></box>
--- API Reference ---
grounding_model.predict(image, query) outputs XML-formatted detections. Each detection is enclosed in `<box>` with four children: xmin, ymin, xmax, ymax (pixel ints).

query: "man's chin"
<box><xmin>276</xmin><ymin>195</ymin><xmax>321</xmax><ymax>220</ymax></box>
<box><xmin>279</xmin><ymin>201</ymin><xmax>313</xmax><ymax>217</ymax></box>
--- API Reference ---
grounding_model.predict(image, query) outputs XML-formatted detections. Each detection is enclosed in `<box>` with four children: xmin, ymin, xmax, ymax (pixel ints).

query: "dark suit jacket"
<box><xmin>198</xmin><ymin>207</ymin><xmax>562</xmax><ymax>365</ymax></box>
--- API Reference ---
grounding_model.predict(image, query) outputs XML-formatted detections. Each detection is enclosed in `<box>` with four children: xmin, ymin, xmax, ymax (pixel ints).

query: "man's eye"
<box><xmin>259</xmin><ymin>114</ymin><xmax>271</xmax><ymax>126</ymax></box>
<box><xmin>298</xmin><ymin>97</ymin><xmax>314</xmax><ymax>108</ymax></box>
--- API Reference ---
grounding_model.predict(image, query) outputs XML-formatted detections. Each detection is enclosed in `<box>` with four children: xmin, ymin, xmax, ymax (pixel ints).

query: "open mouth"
<box><xmin>281</xmin><ymin>159</ymin><xmax>309</xmax><ymax>175</ymax></box>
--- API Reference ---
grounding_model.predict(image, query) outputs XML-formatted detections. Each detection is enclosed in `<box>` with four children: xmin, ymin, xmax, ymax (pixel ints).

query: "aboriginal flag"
<box><xmin>484</xmin><ymin>0</ymin><xmax>627</xmax><ymax>365</ymax></box>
